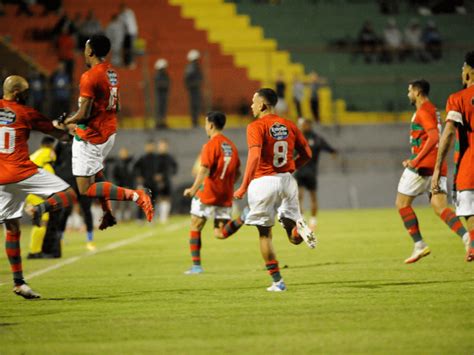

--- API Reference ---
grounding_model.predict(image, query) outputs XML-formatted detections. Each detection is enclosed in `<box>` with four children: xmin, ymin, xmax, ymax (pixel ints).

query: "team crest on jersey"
<box><xmin>269</xmin><ymin>122</ymin><xmax>289</xmax><ymax>140</ymax></box>
<box><xmin>0</xmin><ymin>108</ymin><xmax>16</xmax><ymax>125</ymax></box>
<box><xmin>221</xmin><ymin>142</ymin><xmax>233</xmax><ymax>156</ymax></box>
<box><xmin>107</xmin><ymin>69</ymin><xmax>118</xmax><ymax>86</ymax></box>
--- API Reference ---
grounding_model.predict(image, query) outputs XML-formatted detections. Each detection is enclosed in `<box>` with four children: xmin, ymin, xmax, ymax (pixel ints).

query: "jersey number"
<box><xmin>220</xmin><ymin>156</ymin><xmax>232</xmax><ymax>180</ymax></box>
<box><xmin>273</xmin><ymin>141</ymin><xmax>288</xmax><ymax>168</ymax></box>
<box><xmin>0</xmin><ymin>127</ymin><xmax>15</xmax><ymax>154</ymax></box>
<box><xmin>106</xmin><ymin>87</ymin><xmax>119</xmax><ymax>111</ymax></box>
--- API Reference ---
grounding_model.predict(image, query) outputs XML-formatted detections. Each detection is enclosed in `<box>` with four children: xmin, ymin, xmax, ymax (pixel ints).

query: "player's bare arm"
<box><xmin>431</xmin><ymin>121</ymin><xmax>456</xmax><ymax>193</ymax></box>
<box><xmin>184</xmin><ymin>165</ymin><xmax>210</xmax><ymax>197</ymax></box>
<box><xmin>64</xmin><ymin>97</ymin><xmax>93</xmax><ymax>124</ymax></box>
<box><xmin>406</xmin><ymin>128</ymin><xmax>439</xmax><ymax>169</ymax></box>
<box><xmin>234</xmin><ymin>145</ymin><xmax>261</xmax><ymax>199</ymax></box>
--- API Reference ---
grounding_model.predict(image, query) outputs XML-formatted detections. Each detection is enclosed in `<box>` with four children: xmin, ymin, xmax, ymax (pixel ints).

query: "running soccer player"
<box><xmin>44</xmin><ymin>34</ymin><xmax>153</xmax><ymax>226</ymax></box>
<box><xmin>0</xmin><ymin>75</ymin><xmax>77</xmax><ymax>299</ymax></box>
<box><xmin>396</xmin><ymin>79</ymin><xmax>469</xmax><ymax>264</ymax></box>
<box><xmin>432</xmin><ymin>51</ymin><xmax>474</xmax><ymax>262</ymax></box>
<box><xmin>234</xmin><ymin>88</ymin><xmax>316</xmax><ymax>292</ymax></box>
<box><xmin>295</xmin><ymin>118</ymin><xmax>337</xmax><ymax>229</ymax></box>
<box><xmin>183</xmin><ymin>111</ymin><xmax>245</xmax><ymax>274</ymax></box>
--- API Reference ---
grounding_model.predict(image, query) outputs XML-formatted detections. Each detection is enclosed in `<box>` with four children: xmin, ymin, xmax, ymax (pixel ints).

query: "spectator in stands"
<box><xmin>134</xmin><ymin>141</ymin><xmax>160</xmax><ymax>221</ymax></box>
<box><xmin>106</xmin><ymin>13</ymin><xmax>125</xmax><ymax>67</ymax></box>
<box><xmin>292</xmin><ymin>74</ymin><xmax>304</xmax><ymax>118</ymax></box>
<box><xmin>79</xmin><ymin>10</ymin><xmax>102</xmax><ymax>50</ymax></box>
<box><xmin>404</xmin><ymin>19</ymin><xmax>427</xmax><ymax>62</ymax></box>
<box><xmin>56</xmin><ymin>25</ymin><xmax>75</xmax><ymax>81</ymax></box>
<box><xmin>275</xmin><ymin>71</ymin><xmax>288</xmax><ymax>116</ymax></box>
<box><xmin>119</xmin><ymin>3</ymin><xmax>138</xmax><ymax>68</ymax></box>
<box><xmin>50</xmin><ymin>62</ymin><xmax>71</xmax><ymax>119</ymax></box>
<box><xmin>51</xmin><ymin>8</ymin><xmax>71</xmax><ymax>39</ymax></box>
<box><xmin>154</xmin><ymin>58</ymin><xmax>170</xmax><ymax>129</ymax></box>
<box><xmin>422</xmin><ymin>21</ymin><xmax>442</xmax><ymax>61</ymax></box>
<box><xmin>155</xmin><ymin>139</ymin><xmax>178</xmax><ymax>224</ymax></box>
<box><xmin>68</xmin><ymin>12</ymin><xmax>82</xmax><ymax>48</ymax></box>
<box><xmin>28</xmin><ymin>71</ymin><xmax>46</xmax><ymax>113</ymax></box>
<box><xmin>16</xmin><ymin>0</ymin><xmax>33</xmax><ymax>17</ymax></box>
<box><xmin>382</xmin><ymin>18</ymin><xmax>403</xmax><ymax>63</ymax></box>
<box><xmin>0</xmin><ymin>1</ymin><xmax>5</xmax><ymax>16</ymax></box>
<box><xmin>112</xmin><ymin>148</ymin><xmax>135</xmax><ymax>222</ymax></box>
<box><xmin>357</xmin><ymin>21</ymin><xmax>379</xmax><ymax>63</ymax></box>
<box><xmin>184</xmin><ymin>49</ymin><xmax>203</xmax><ymax>128</ymax></box>
<box><xmin>39</xmin><ymin>0</ymin><xmax>62</xmax><ymax>16</ymax></box>
<box><xmin>309</xmin><ymin>71</ymin><xmax>326</xmax><ymax>123</ymax></box>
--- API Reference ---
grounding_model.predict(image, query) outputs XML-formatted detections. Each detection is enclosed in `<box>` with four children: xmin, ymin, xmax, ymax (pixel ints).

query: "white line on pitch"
<box><xmin>0</xmin><ymin>221</ymin><xmax>187</xmax><ymax>286</ymax></box>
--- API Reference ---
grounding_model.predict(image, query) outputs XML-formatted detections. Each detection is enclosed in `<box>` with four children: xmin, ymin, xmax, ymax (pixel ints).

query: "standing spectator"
<box><xmin>382</xmin><ymin>18</ymin><xmax>403</xmax><ymax>63</ymax></box>
<box><xmin>78</xmin><ymin>10</ymin><xmax>102</xmax><ymax>50</ymax></box>
<box><xmin>154</xmin><ymin>58</ymin><xmax>170</xmax><ymax>129</ymax></box>
<box><xmin>50</xmin><ymin>62</ymin><xmax>71</xmax><ymax>119</ymax></box>
<box><xmin>56</xmin><ymin>26</ymin><xmax>75</xmax><ymax>81</ymax></box>
<box><xmin>357</xmin><ymin>21</ymin><xmax>379</xmax><ymax>63</ymax></box>
<box><xmin>184</xmin><ymin>49</ymin><xmax>203</xmax><ymax>128</ymax></box>
<box><xmin>292</xmin><ymin>74</ymin><xmax>304</xmax><ymax>118</ymax></box>
<box><xmin>155</xmin><ymin>139</ymin><xmax>178</xmax><ymax>224</ymax></box>
<box><xmin>309</xmin><ymin>71</ymin><xmax>325</xmax><ymax>123</ymax></box>
<box><xmin>404</xmin><ymin>19</ymin><xmax>426</xmax><ymax>62</ymax></box>
<box><xmin>28</xmin><ymin>71</ymin><xmax>46</xmax><ymax>113</ymax></box>
<box><xmin>119</xmin><ymin>3</ymin><xmax>138</xmax><ymax>68</ymax></box>
<box><xmin>112</xmin><ymin>147</ymin><xmax>135</xmax><ymax>221</ymax></box>
<box><xmin>16</xmin><ymin>0</ymin><xmax>33</xmax><ymax>16</ymax></box>
<box><xmin>274</xmin><ymin>71</ymin><xmax>288</xmax><ymax>116</ymax></box>
<box><xmin>105</xmin><ymin>13</ymin><xmax>125</xmax><ymax>67</ymax></box>
<box><xmin>422</xmin><ymin>21</ymin><xmax>442</xmax><ymax>61</ymax></box>
<box><xmin>134</xmin><ymin>142</ymin><xmax>159</xmax><ymax>221</ymax></box>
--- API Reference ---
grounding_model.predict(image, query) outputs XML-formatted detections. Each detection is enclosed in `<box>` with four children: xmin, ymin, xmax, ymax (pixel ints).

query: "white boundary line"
<box><xmin>0</xmin><ymin>221</ymin><xmax>187</xmax><ymax>287</ymax></box>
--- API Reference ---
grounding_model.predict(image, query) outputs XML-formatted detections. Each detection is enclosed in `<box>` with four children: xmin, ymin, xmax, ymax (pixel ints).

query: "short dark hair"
<box><xmin>41</xmin><ymin>136</ymin><xmax>56</xmax><ymax>146</ymax></box>
<box><xmin>465</xmin><ymin>51</ymin><xmax>474</xmax><ymax>67</ymax></box>
<box><xmin>207</xmin><ymin>111</ymin><xmax>226</xmax><ymax>130</ymax></box>
<box><xmin>88</xmin><ymin>34</ymin><xmax>111</xmax><ymax>57</ymax></box>
<box><xmin>256</xmin><ymin>88</ymin><xmax>278</xmax><ymax>107</ymax></box>
<box><xmin>409</xmin><ymin>79</ymin><xmax>430</xmax><ymax>96</ymax></box>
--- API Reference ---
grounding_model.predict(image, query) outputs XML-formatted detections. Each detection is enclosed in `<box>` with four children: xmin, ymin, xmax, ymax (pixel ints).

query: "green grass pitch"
<box><xmin>0</xmin><ymin>207</ymin><xmax>473</xmax><ymax>354</ymax></box>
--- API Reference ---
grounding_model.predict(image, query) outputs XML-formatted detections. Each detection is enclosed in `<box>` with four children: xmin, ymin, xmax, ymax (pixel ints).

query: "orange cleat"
<box><xmin>135</xmin><ymin>189</ymin><xmax>154</xmax><ymax>222</ymax></box>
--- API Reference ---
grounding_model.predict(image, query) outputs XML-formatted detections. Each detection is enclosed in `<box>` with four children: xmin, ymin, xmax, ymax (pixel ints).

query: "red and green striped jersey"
<box><xmin>446</xmin><ymin>85</ymin><xmax>474</xmax><ymax>191</ymax></box>
<box><xmin>409</xmin><ymin>101</ymin><xmax>447</xmax><ymax>176</ymax></box>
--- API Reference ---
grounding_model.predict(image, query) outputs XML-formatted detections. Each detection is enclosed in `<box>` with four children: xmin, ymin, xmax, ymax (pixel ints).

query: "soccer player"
<box><xmin>295</xmin><ymin>118</ymin><xmax>337</xmax><ymax>229</ymax></box>
<box><xmin>0</xmin><ymin>75</ymin><xmax>77</xmax><ymax>299</ymax></box>
<box><xmin>47</xmin><ymin>34</ymin><xmax>153</xmax><ymax>226</ymax></box>
<box><xmin>234</xmin><ymin>88</ymin><xmax>316</xmax><ymax>292</ymax></box>
<box><xmin>183</xmin><ymin>111</ymin><xmax>244</xmax><ymax>274</ymax></box>
<box><xmin>396</xmin><ymin>79</ymin><xmax>469</xmax><ymax>264</ymax></box>
<box><xmin>432</xmin><ymin>51</ymin><xmax>474</xmax><ymax>262</ymax></box>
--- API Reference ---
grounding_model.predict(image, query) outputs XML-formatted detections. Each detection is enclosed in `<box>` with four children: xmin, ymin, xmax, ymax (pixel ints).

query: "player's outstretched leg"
<box><xmin>32</xmin><ymin>188</ymin><xmax>77</xmax><ymax>227</ymax></box>
<box><xmin>279</xmin><ymin>216</ymin><xmax>316</xmax><ymax>248</ymax></box>
<box><xmin>398</xmin><ymin>206</ymin><xmax>430</xmax><ymax>263</ymax></box>
<box><xmin>85</xmin><ymin>182</ymin><xmax>154</xmax><ymax>222</ymax></box>
<box><xmin>219</xmin><ymin>206</ymin><xmax>250</xmax><ymax>239</ymax></box>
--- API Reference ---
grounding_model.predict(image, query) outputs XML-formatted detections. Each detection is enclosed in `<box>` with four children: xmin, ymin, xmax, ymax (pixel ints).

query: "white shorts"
<box><xmin>0</xmin><ymin>169</ymin><xmax>69</xmax><ymax>222</ymax></box>
<box><xmin>455</xmin><ymin>190</ymin><xmax>474</xmax><ymax>217</ymax></box>
<box><xmin>397</xmin><ymin>168</ymin><xmax>447</xmax><ymax>197</ymax></box>
<box><xmin>190</xmin><ymin>197</ymin><xmax>232</xmax><ymax>220</ymax></box>
<box><xmin>245</xmin><ymin>172</ymin><xmax>301</xmax><ymax>227</ymax></box>
<box><xmin>72</xmin><ymin>134</ymin><xmax>116</xmax><ymax>177</ymax></box>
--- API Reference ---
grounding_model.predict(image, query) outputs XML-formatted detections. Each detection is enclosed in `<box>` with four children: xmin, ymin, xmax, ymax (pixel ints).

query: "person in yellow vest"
<box><xmin>25</xmin><ymin>137</ymin><xmax>57</xmax><ymax>258</ymax></box>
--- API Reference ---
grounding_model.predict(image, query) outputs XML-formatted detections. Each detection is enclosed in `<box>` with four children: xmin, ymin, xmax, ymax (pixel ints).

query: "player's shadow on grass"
<box><xmin>0</xmin><ymin>322</ymin><xmax>18</xmax><ymax>327</ymax></box>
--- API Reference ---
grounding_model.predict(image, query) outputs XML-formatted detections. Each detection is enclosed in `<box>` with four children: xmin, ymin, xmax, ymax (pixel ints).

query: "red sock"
<box><xmin>86</xmin><ymin>182</ymin><xmax>135</xmax><ymax>201</ymax></box>
<box><xmin>190</xmin><ymin>231</ymin><xmax>201</xmax><ymax>266</ymax></box>
<box><xmin>5</xmin><ymin>231</ymin><xmax>23</xmax><ymax>285</ymax></box>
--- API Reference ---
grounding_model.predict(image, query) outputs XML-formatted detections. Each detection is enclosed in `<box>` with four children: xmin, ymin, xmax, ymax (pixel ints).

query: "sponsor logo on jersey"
<box><xmin>221</xmin><ymin>142</ymin><xmax>233</xmax><ymax>156</ymax></box>
<box><xmin>269</xmin><ymin>123</ymin><xmax>289</xmax><ymax>140</ymax></box>
<box><xmin>0</xmin><ymin>108</ymin><xmax>16</xmax><ymax>125</ymax></box>
<box><xmin>107</xmin><ymin>69</ymin><xmax>118</xmax><ymax>86</ymax></box>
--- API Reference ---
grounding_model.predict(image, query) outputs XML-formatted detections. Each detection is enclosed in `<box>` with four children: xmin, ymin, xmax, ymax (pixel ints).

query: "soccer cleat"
<box><xmin>404</xmin><ymin>242</ymin><xmax>431</xmax><ymax>264</ymax></box>
<box><xmin>463</xmin><ymin>233</ymin><xmax>474</xmax><ymax>262</ymax></box>
<box><xmin>86</xmin><ymin>242</ymin><xmax>97</xmax><ymax>252</ymax></box>
<box><xmin>267</xmin><ymin>279</ymin><xmax>287</xmax><ymax>292</ymax></box>
<box><xmin>13</xmin><ymin>284</ymin><xmax>41</xmax><ymax>299</ymax></box>
<box><xmin>296</xmin><ymin>219</ymin><xmax>317</xmax><ymax>249</ymax></box>
<box><xmin>135</xmin><ymin>189</ymin><xmax>154</xmax><ymax>222</ymax></box>
<box><xmin>27</xmin><ymin>252</ymin><xmax>43</xmax><ymax>259</ymax></box>
<box><xmin>99</xmin><ymin>211</ymin><xmax>117</xmax><ymax>230</ymax></box>
<box><xmin>184</xmin><ymin>265</ymin><xmax>204</xmax><ymax>275</ymax></box>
